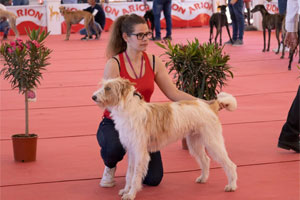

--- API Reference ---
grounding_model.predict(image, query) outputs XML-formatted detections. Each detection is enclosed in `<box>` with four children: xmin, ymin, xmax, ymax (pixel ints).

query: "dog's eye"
<box><xmin>104</xmin><ymin>87</ymin><xmax>111</xmax><ymax>91</ymax></box>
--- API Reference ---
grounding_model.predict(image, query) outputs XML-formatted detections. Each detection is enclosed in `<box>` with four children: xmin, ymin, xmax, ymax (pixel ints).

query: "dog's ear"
<box><xmin>119</xmin><ymin>78</ymin><xmax>135</xmax><ymax>97</ymax></box>
<box><xmin>218</xmin><ymin>5</ymin><xmax>227</xmax><ymax>10</ymax></box>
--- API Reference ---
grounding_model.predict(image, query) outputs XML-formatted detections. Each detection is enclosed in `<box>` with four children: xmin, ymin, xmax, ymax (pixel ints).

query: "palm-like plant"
<box><xmin>157</xmin><ymin>38</ymin><xmax>233</xmax><ymax>100</ymax></box>
<box><xmin>0</xmin><ymin>29</ymin><xmax>52</xmax><ymax>136</ymax></box>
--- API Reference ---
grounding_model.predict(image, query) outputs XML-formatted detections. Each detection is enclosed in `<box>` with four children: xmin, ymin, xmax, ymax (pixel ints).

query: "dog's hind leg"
<box><xmin>263</xmin><ymin>28</ymin><xmax>266</xmax><ymax>52</ymax></box>
<box><xmin>267</xmin><ymin>29</ymin><xmax>272</xmax><ymax>51</ymax></box>
<box><xmin>186</xmin><ymin>135</ymin><xmax>210</xmax><ymax>183</ymax></box>
<box><xmin>225</xmin><ymin>23</ymin><xmax>233</xmax><ymax>43</ymax></box>
<box><xmin>93</xmin><ymin>22</ymin><xmax>100</xmax><ymax>40</ymax></box>
<box><xmin>219</xmin><ymin>25</ymin><xmax>223</xmax><ymax>45</ymax></box>
<box><xmin>204</xmin><ymin>131</ymin><xmax>237</xmax><ymax>192</ymax></box>
<box><xmin>84</xmin><ymin>17</ymin><xmax>93</xmax><ymax>39</ymax></box>
<box><xmin>91</xmin><ymin>16</ymin><xmax>101</xmax><ymax>40</ymax></box>
<box><xmin>275</xmin><ymin>28</ymin><xmax>281</xmax><ymax>54</ymax></box>
<box><xmin>209</xmin><ymin>25</ymin><xmax>213</xmax><ymax>44</ymax></box>
<box><xmin>215</xmin><ymin>27</ymin><xmax>220</xmax><ymax>44</ymax></box>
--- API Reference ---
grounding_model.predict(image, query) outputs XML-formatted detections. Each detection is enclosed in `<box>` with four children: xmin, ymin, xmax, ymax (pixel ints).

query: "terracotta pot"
<box><xmin>12</xmin><ymin>134</ymin><xmax>38</xmax><ymax>162</ymax></box>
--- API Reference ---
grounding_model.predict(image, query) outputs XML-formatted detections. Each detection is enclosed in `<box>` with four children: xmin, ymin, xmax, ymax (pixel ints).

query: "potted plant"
<box><xmin>157</xmin><ymin>39</ymin><xmax>233</xmax><ymax>148</ymax></box>
<box><xmin>0</xmin><ymin>29</ymin><xmax>52</xmax><ymax>162</ymax></box>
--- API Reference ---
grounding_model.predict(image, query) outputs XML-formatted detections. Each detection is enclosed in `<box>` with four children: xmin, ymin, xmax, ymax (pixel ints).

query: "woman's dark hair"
<box><xmin>106</xmin><ymin>14</ymin><xmax>146</xmax><ymax>58</ymax></box>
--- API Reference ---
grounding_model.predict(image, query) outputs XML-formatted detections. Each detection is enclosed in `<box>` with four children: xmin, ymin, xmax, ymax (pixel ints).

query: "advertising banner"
<box><xmin>59</xmin><ymin>1</ymin><xmax>213</xmax><ymax>34</ymax></box>
<box><xmin>6</xmin><ymin>5</ymin><xmax>47</xmax><ymax>35</ymax></box>
<box><xmin>6</xmin><ymin>1</ymin><xmax>213</xmax><ymax>35</ymax></box>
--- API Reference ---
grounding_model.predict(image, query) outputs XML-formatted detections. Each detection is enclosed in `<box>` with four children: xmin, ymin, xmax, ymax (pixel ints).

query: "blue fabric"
<box><xmin>278</xmin><ymin>0</ymin><xmax>287</xmax><ymax>15</ymax></box>
<box><xmin>96</xmin><ymin>117</ymin><xmax>164</xmax><ymax>186</ymax></box>
<box><xmin>79</xmin><ymin>22</ymin><xmax>101</xmax><ymax>36</ymax></box>
<box><xmin>228</xmin><ymin>0</ymin><xmax>244</xmax><ymax>40</ymax></box>
<box><xmin>13</xmin><ymin>0</ymin><xmax>29</xmax><ymax>5</ymax></box>
<box><xmin>0</xmin><ymin>20</ymin><xmax>10</xmax><ymax>35</ymax></box>
<box><xmin>152</xmin><ymin>0</ymin><xmax>172</xmax><ymax>38</ymax></box>
<box><xmin>62</xmin><ymin>0</ymin><xmax>77</xmax><ymax>3</ymax></box>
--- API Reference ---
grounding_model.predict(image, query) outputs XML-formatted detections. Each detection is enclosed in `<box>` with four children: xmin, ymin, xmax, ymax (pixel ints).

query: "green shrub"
<box><xmin>157</xmin><ymin>38</ymin><xmax>233</xmax><ymax>100</ymax></box>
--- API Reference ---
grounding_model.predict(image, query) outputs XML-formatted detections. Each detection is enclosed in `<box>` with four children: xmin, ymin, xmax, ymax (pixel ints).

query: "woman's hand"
<box><xmin>285</xmin><ymin>32</ymin><xmax>298</xmax><ymax>50</ymax></box>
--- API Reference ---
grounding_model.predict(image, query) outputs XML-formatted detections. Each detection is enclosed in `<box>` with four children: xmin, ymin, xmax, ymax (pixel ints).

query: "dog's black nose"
<box><xmin>92</xmin><ymin>95</ymin><xmax>97</xmax><ymax>101</ymax></box>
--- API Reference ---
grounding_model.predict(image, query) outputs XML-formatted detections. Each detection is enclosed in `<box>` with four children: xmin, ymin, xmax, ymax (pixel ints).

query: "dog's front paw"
<box><xmin>119</xmin><ymin>188</ymin><xmax>128</xmax><ymax>196</ymax></box>
<box><xmin>195</xmin><ymin>175</ymin><xmax>208</xmax><ymax>183</ymax></box>
<box><xmin>121</xmin><ymin>193</ymin><xmax>135</xmax><ymax>200</ymax></box>
<box><xmin>64</xmin><ymin>38</ymin><xmax>69</xmax><ymax>41</ymax></box>
<box><xmin>224</xmin><ymin>184</ymin><xmax>237</xmax><ymax>192</ymax></box>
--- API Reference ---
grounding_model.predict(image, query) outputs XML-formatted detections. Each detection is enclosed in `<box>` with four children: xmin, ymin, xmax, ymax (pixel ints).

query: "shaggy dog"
<box><xmin>59</xmin><ymin>6</ymin><xmax>99</xmax><ymax>41</ymax></box>
<box><xmin>0</xmin><ymin>8</ymin><xmax>19</xmax><ymax>38</ymax></box>
<box><xmin>92</xmin><ymin>78</ymin><xmax>238</xmax><ymax>200</ymax></box>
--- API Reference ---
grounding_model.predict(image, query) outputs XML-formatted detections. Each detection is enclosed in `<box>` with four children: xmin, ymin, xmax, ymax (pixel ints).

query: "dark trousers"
<box><xmin>79</xmin><ymin>22</ymin><xmax>102</xmax><ymax>36</ymax></box>
<box><xmin>0</xmin><ymin>21</ymin><xmax>10</xmax><ymax>35</ymax></box>
<box><xmin>96</xmin><ymin>117</ymin><xmax>164</xmax><ymax>186</ymax></box>
<box><xmin>279</xmin><ymin>86</ymin><xmax>300</xmax><ymax>142</ymax></box>
<box><xmin>228</xmin><ymin>0</ymin><xmax>244</xmax><ymax>41</ymax></box>
<box><xmin>278</xmin><ymin>0</ymin><xmax>287</xmax><ymax>15</ymax></box>
<box><xmin>153</xmin><ymin>0</ymin><xmax>172</xmax><ymax>38</ymax></box>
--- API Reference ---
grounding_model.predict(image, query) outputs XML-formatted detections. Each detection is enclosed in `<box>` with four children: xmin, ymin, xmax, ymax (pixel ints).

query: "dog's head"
<box><xmin>250</xmin><ymin>4</ymin><xmax>266</xmax><ymax>13</ymax></box>
<box><xmin>217</xmin><ymin>5</ymin><xmax>227</xmax><ymax>14</ymax></box>
<box><xmin>92</xmin><ymin>77</ymin><xmax>135</xmax><ymax>108</ymax></box>
<box><xmin>59</xmin><ymin>6</ymin><xmax>67</xmax><ymax>15</ymax></box>
<box><xmin>144</xmin><ymin>9</ymin><xmax>153</xmax><ymax>20</ymax></box>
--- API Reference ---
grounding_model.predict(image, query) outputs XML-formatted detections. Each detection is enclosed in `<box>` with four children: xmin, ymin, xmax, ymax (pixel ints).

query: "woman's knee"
<box><xmin>143</xmin><ymin>173</ymin><xmax>163</xmax><ymax>186</ymax></box>
<box><xmin>97</xmin><ymin>118</ymin><xmax>126</xmax><ymax>167</ymax></box>
<box><xmin>143</xmin><ymin>151</ymin><xmax>164</xmax><ymax>186</ymax></box>
<box><xmin>101</xmin><ymin>144</ymin><xmax>126</xmax><ymax>168</ymax></box>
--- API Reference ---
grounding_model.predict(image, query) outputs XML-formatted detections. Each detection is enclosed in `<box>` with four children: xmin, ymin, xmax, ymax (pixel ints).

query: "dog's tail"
<box><xmin>217</xmin><ymin>92</ymin><xmax>237</xmax><ymax>111</ymax></box>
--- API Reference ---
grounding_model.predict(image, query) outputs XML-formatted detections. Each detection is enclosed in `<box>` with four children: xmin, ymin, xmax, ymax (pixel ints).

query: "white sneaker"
<box><xmin>100</xmin><ymin>166</ymin><xmax>116</xmax><ymax>187</ymax></box>
<box><xmin>284</xmin><ymin>46</ymin><xmax>290</xmax><ymax>52</ymax></box>
<box><xmin>273</xmin><ymin>44</ymin><xmax>290</xmax><ymax>52</ymax></box>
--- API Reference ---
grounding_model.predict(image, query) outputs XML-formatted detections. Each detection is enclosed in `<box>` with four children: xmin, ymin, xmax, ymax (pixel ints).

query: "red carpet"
<box><xmin>1</xmin><ymin>27</ymin><xmax>299</xmax><ymax>200</ymax></box>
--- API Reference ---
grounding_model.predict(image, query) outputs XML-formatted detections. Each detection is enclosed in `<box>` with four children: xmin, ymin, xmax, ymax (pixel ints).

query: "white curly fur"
<box><xmin>93</xmin><ymin>77</ymin><xmax>238</xmax><ymax>200</ymax></box>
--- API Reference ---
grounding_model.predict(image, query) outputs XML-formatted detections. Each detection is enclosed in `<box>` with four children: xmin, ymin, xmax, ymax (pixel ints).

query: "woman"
<box><xmin>97</xmin><ymin>14</ymin><xmax>223</xmax><ymax>187</ymax></box>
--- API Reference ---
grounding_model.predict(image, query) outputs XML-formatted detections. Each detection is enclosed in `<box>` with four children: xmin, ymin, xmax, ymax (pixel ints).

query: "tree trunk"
<box><xmin>25</xmin><ymin>90</ymin><xmax>29</xmax><ymax>136</ymax></box>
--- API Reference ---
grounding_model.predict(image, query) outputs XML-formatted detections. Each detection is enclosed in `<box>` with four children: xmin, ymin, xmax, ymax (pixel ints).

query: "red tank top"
<box><xmin>103</xmin><ymin>52</ymin><xmax>155</xmax><ymax>118</ymax></box>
